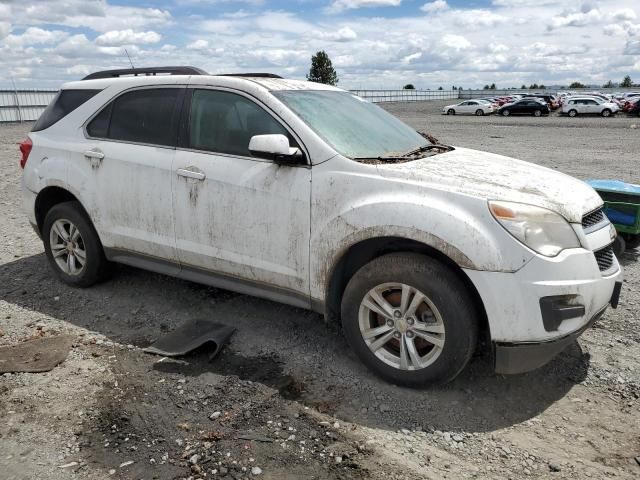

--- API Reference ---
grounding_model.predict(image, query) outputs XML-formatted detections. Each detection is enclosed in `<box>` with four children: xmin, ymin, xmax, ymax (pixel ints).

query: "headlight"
<box><xmin>489</xmin><ymin>200</ymin><xmax>580</xmax><ymax>257</ymax></box>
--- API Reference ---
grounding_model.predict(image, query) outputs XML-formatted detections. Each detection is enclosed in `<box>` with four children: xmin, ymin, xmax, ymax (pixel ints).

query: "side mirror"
<box><xmin>248</xmin><ymin>134</ymin><xmax>303</xmax><ymax>164</ymax></box>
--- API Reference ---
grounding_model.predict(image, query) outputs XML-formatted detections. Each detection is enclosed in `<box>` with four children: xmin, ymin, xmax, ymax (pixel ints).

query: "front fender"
<box><xmin>309</xmin><ymin>195</ymin><xmax>534</xmax><ymax>301</ymax></box>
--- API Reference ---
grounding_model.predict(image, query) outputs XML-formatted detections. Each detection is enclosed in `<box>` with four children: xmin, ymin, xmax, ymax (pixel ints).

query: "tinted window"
<box><xmin>87</xmin><ymin>102</ymin><xmax>112</xmax><ymax>138</ymax></box>
<box><xmin>188</xmin><ymin>89</ymin><xmax>292</xmax><ymax>157</ymax></box>
<box><xmin>106</xmin><ymin>88</ymin><xmax>180</xmax><ymax>146</ymax></box>
<box><xmin>32</xmin><ymin>89</ymin><xmax>100</xmax><ymax>132</ymax></box>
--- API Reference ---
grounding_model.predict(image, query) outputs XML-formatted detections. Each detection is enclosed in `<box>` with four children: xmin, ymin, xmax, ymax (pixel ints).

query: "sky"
<box><xmin>0</xmin><ymin>0</ymin><xmax>639</xmax><ymax>89</ymax></box>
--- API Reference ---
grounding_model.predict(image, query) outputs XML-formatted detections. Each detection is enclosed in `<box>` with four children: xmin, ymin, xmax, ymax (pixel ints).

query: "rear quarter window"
<box><xmin>32</xmin><ymin>89</ymin><xmax>100</xmax><ymax>132</ymax></box>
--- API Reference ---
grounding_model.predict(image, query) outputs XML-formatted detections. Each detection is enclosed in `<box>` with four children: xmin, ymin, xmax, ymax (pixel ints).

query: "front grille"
<box><xmin>582</xmin><ymin>208</ymin><xmax>605</xmax><ymax>230</ymax></box>
<box><xmin>594</xmin><ymin>245</ymin><xmax>615</xmax><ymax>273</ymax></box>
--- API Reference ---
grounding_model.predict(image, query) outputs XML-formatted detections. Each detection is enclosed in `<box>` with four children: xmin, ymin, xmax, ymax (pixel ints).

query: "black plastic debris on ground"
<box><xmin>143</xmin><ymin>318</ymin><xmax>235</xmax><ymax>361</ymax></box>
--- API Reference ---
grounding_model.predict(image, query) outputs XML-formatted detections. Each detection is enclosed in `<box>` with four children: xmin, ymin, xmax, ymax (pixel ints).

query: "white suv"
<box><xmin>20</xmin><ymin>67</ymin><xmax>622</xmax><ymax>386</ymax></box>
<box><xmin>562</xmin><ymin>97</ymin><xmax>619</xmax><ymax>117</ymax></box>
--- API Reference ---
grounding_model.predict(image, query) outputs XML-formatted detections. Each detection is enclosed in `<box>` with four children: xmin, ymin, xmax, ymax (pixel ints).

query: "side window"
<box><xmin>188</xmin><ymin>89</ymin><xmax>294</xmax><ymax>157</ymax></box>
<box><xmin>87</xmin><ymin>88</ymin><xmax>180</xmax><ymax>147</ymax></box>
<box><xmin>33</xmin><ymin>89</ymin><xmax>100</xmax><ymax>132</ymax></box>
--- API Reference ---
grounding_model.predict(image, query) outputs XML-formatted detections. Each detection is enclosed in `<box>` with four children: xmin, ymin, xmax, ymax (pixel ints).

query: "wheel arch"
<box><xmin>35</xmin><ymin>186</ymin><xmax>91</xmax><ymax>235</ymax></box>
<box><xmin>323</xmin><ymin>236</ymin><xmax>490</xmax><ymax>342</ymax></box>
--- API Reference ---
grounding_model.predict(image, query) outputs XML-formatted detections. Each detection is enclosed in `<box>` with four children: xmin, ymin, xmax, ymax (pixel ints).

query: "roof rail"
<box><xmin>217</xmin><ymin>73</ymin><xmax>283</xmax><ymax>79</ymax></box>
<box><xmin>82</xmin><ymin>66</ymin><xmax>207</xmax><ymax>80</ymax></box>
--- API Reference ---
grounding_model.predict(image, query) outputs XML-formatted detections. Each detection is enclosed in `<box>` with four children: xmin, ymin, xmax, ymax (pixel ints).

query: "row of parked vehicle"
<box><xmin>442</xmin><ymin>91</ymin><xmax>640</xmax><ymax>117</ymax></box>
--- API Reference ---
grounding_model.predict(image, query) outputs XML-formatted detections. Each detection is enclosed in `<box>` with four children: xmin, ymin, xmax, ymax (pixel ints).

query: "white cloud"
<box><xmin>441</xmin><ymin>34</ymin><xmax>471</xmax><ymax>50</ymax></box>
<box><xmin>95</xmin><ymin>30</ymin><xmax>162</xmax><ymax>46</ymax></box>
<box><xmin>328</xmin><ymin>0</ymin><xmax>402</xmax><ymax>13</ymax></box>
<box><xmin>421</xmin><ymin>1</ymin><xmax>448</xmax><ymax>14</ymax></box>
<box><xmin>318</xmin><ymin>26</ymin><xmax>358</xmax><ymax>42</ymax></box>
<box><xmin>187</xmin><ymin>39</ymin><xmax>209</xmax><ymax>50</ymax></box>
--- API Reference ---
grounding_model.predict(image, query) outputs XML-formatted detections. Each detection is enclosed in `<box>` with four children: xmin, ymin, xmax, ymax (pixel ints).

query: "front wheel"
<box><xmin>568</xmin><ymin>109</ymin><xmax>577</xmax><ymax>117</ymax></box>
<box><xmin>447</xmin><ymin>109</ymin><xmax>455</xmax><ymax>115</ymax></box>
<box><xmin>533</xmin><ymin>110</ymin><xmax>542</xmax><ymax>117</ymax></box>
<box><xmin>475</xmin><ymin>109</ymin><xmax>484</xmax><ymax>116</ymax></box>
<box><xmin>341</xmin><ymin>253</ymin><xmax>479</xmax><ymax>387</ymax></box>
<box><xmin>501</xmin><ymin>109</ymin><xmax>510</xmax><ymax>116</ymax></box>
<box><xmin>43</xmin><ymin>201</ymin><xmax>111</xmax><ymax>287</ymax></box>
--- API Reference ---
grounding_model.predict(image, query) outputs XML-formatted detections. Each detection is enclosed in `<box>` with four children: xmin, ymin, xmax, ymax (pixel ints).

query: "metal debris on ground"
<box><xmin>0</xmin><ymin>335</ymin><xmax>74</xmax><ymax>373</ymax></box>
<box><xmin>143</xmin><ymin>318</ymin><xmax>235</xmax><ymax>361</ymax></box>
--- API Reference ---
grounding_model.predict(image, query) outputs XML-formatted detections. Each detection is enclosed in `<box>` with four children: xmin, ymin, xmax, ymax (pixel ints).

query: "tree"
<box><xmin>307</xmin><ymin>51</ymin><xmax>338</xmax><ymax>85</ymax></box>
<box><xmin>539</xmin><ymin>84</ymin><xmax>546</xmax><ymax>90</ymax></box>
<box><xmin>452</xmin><ymin>85</ymin><xmax>458</xmax><ymax>90</ymax></box>
<box><xmin>483</xmin><ymin>84</ymin><xmax>490</xmax><ymax>90</ymax></box>
<box><xmin>521</xmin><ymin>84</ymin><xmax>527</xmax><ymax>89</ymax></box>
<box><xmin>569</xmin><ymin>81</ymin><xmax>586</xmax><ymax>88</ymax></box>
<box><xmin>403</xmin><ymin>84</ymin><xmax>415</xmax><ymax>90</ymax></box>
<box><xmin>603</xmin><ymin>80</ymin><xmax>614</xmax><ymax>88</ymax></box>
<box><xmin>621</xmin><ymin>75</ymin><xmax>633</xmax><ymax>88</ymax></box>
<box><xmin>438</xmin><ymin>86</ymin><xmax>443</xmax><ymax>90</ymax></box>
<box><xmin>490</xmin><ymin>83</ymin><xmax>496</xmax><ymax>90</ymax></box>
<box><xmin>529</xmin><ymin>83</ymin><xmax>539</xmax><ymax>89</ymax></box>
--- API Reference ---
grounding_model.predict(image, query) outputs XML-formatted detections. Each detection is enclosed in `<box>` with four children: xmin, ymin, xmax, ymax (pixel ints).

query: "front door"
<box><xmin>172</xmin><ymin>88</ymin><xmax>311</xmax><ymax>303</ymax></box>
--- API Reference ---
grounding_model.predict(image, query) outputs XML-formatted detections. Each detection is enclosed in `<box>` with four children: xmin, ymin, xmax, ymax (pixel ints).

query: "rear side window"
<box><xmin>32</xmin><ymin>89</ymin><xmax>100</xmax><ymax>132</ymax></box>
<box><xmin>87</xmin><ymin>88</ymin><xmax>181</xmax><ymax>147</ymax></box>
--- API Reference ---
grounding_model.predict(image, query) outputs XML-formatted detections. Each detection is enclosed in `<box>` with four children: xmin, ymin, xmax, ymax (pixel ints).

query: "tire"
<box><xmin>341</xmin><ymin>253</ymin><xmax>479</xmax><ymax>387</ymax></box>
<box><xmin>568</xmin><ymin>109</ymin><xmax>577</xmax><ymax>117</ymax></box>
<box><xmin>624</xmin><ymin>234</ymin><xmax>640</xmax><ymax>250</ymax></box>
<box><xmin>612</xmin><ymin>236</ymin><xmax>626</xmax><ymax>258</ymax></box>
<box><xmin>533</xmin><ymin>110</ymin><xmax>542</xmax><ymax>117</ymax></box>
<box><xmin>447</xmin><ymin>109</ymin><xmax>455</xmax><ymax>115</ymax></box>
<box><xmin>501</xmin><ymin>109</ymin><xmax>510</xmax><ymax>116</ymax></box>
<box><xmin>43</xmin><ymin>201</ymin><xmax>110</xmax><ymax>287</ymax></box>
<box><xmin>475</xmin><ymin>109</ymin><xmax>484</xmax><ymax>116</ymax></box>
<box><xmin>601</xmin><ymin>109</ymin><xmax>611</xmax><ymax>117</ymax></box>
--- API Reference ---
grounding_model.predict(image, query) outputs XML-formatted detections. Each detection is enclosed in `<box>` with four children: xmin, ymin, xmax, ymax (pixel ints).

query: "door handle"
<box><xmin>84</xmin><ymin>149</ymin><xmax>104</xmax><ymax>160</ymax></box>
<box><xmin>176</xmin><ymin>168</ymin><xmax>206</xmax><ymax>181</ymax></box>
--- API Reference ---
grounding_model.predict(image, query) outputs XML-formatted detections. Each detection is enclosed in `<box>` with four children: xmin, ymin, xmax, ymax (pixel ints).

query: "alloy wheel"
<box><xmin>49</xmin><ymin>218</ymin><xmax>86</xmax><ymax>276</ymax></box>
<box><xmin>358</xmin><ymin>283</ymin><xmax>445</xmax><ymax>371</ymax></box>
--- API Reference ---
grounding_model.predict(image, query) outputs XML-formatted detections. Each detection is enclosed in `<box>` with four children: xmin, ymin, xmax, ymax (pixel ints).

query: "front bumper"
<box><xmin>464</xmin><ymin>247</ymin><xmax>622</xmax><ymax>374</ymax></box>
<box><xmin>494</xmin><ymin>282</ymin><xmax>621</xmax><ymax>374</ymax></box>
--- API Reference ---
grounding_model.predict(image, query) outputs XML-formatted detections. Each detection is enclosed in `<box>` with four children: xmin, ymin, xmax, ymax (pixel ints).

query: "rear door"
<box><xmin>171</xmin><ymin>87</ymin><xmax>311</xmax><ymax>302</ymax></box>
<box><xmin>80</xmin><ymin>86</ymin><xmax>183</xmax><ymax>269</ymax></box>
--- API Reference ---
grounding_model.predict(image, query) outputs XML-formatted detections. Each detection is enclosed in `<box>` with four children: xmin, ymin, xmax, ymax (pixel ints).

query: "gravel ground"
<box><xmin>0</xmin><ymin>104</ymin><xmax>639</xmax><ymax>480</ymax></box>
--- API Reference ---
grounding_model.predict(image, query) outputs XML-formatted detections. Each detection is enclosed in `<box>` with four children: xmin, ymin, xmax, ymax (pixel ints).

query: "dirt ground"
<box><xmin>1</xmin><ymin>103</ymin><xmax>639</xmax><ymax>480</ymax></box>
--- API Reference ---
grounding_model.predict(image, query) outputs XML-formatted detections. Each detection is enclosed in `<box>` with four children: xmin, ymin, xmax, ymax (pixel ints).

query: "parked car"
<box><xmin>442</xmin><ymin>100</ymin><xmax>494</xmax><ymax>115</ymax></box>
<box><xmin>498</xmin><ymin>99</ymin><xmax>550</xmax><ymax>116</ymax></box>
<box><xmin>523</xmin><ymin>94</ymin><xmax>559</xmax><ymax>109</ymax></box>
<box><xmin>562</xmin><ymin>97</ymin><xmax>618</xmax><ymax>117</ymax></box>
<box><xmin>20</xmin><ymin>66</ymin><xmax>622</xmax><ymax>386</ymax></box>
<box><xmin>629</xmin><ymin>100</ymin><xmax>640</xmax><ymax>116</ymax></box>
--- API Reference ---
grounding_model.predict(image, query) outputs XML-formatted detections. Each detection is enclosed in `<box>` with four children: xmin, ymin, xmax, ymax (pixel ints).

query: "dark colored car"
<box><xmin>523</xmin><ymin>94</ymin><xmax>559</xmax><ymax>109</ymax></box>
<box><xmin>629</xmin><ymin>100</ymin><xmax>640</xmax><ymax>116</ymax></box>
<box><xmin>498</xmin><ymin>99</ymin><xmax>550</xmax><ymax>117</ymax></box>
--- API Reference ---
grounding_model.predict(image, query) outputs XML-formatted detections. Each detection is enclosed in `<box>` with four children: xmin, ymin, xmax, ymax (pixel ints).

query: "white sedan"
<box><xmin>442</xmin><ymin>100</ymin><xmax>494</xmax><ymax>116</ymax></box>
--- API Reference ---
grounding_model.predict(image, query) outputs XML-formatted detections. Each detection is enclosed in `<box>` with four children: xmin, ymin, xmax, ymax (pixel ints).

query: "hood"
<box><xmin>375</xmin><ymin>147</ymin><xmax>602</xmax><ymax>223</ymax></box>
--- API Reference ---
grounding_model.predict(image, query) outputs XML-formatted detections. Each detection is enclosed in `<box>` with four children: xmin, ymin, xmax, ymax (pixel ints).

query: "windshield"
<box><xmin>273</xmin><ymin>90</ymin><xmax>427</xmax><ymax>159</ymax></box>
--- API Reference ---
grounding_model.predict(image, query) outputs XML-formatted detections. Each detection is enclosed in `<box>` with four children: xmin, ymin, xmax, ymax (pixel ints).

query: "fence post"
<box><xmin>14</xmin><ymin>88</ymin><xmax>23</xmax><ymax>123</ymax></box>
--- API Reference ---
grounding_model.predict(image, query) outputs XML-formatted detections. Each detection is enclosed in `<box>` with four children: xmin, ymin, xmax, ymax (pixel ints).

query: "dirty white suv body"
<box><xmin>21</xmin><ymin>68</ymin><xmax>622</xmax><ymax>386</ymax></box>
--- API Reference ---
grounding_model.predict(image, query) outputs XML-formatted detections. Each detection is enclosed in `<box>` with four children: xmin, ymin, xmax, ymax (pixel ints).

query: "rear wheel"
<box><xmin>43</xmin><ymin>201</ymin><xmax>110</xmax><ymax>287</ymax></box>
<box><xmin>341</xmin><ymin>253</ymin><xmax>478</xmax><ymax>387</ymax></box>
<box><xmin>568</xmin><ymin>109</ymin><xmax>577</xmax><ymax>117</ymax></box>
<box><xmin>533</xmin><ymin>110</ymin><xmax>542</xmax><ymax>117</ymax></box>
<box><xmin>447</xmin><ymin>109</ymin><xmax>455</xmax><ymax>115</ymax></box>
<box><xmin>475</xmin><ymin>109</ymin><xmax>484</xmax><ymax>116</ymax></box>
<box><xmin>501</xmin><ymin>109</ymin><xmax>510</xmax><ymax>116</ymax></box>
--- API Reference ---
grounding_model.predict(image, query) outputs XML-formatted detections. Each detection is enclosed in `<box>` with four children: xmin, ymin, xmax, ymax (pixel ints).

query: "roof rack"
<box><xmin>82</xmin><ymin>66</ymin><xmax>207</xmax><ymax>80</ymax></box>
<box><xmin>217</xmin><ymin>73</ymin><xmax>283</xmax><ymax>79</ymax></box>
